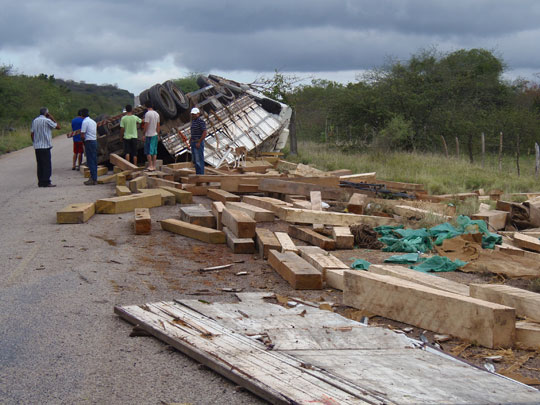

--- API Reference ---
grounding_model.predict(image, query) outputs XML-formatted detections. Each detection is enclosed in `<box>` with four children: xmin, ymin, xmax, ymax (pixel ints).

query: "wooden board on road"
<box><xmin>180</xmin><ymin>205</ymin><xmax>216</xmax><ymax>229</ymax></box>
<box><xmin>110</xmin><ymin>153</ymin><xmax>139</xmax><ymax>171</ymax></box>
<box><xmin>57</xmin><ymin>202</ymin><xmax>95</xmax><ymax>224</ymax></box>
<box><xmin>96</xmin><ymin>192</ymin><xmax>161</xmax><ymax>214</ymax></box>
<box><xmin>161</xmin><ymin>219</ymin><xmax>225</xmax><ymax>244</ymax></box>
<box><xmin>255</xmin><ymin>228</ymin><xmax>280</xmax><ymax>259</ymax></box>
<box><xmin>134</xmin><ymin>208</ymin><xmax>151</xmax><ymax>235</ymax></box>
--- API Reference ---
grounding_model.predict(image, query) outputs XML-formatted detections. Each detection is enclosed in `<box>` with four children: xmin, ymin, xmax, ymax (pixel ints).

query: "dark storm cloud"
<box><xmin>1</xmin><ymin>0</ymin><xmax>540</xmax><ymax>74</ymax></box>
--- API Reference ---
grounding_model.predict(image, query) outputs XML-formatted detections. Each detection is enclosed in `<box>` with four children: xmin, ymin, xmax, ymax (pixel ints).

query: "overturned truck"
<box><xmin>96</xmin><ymin>75</ymin><xmax>292</xmax><ymax>166</ymax></box>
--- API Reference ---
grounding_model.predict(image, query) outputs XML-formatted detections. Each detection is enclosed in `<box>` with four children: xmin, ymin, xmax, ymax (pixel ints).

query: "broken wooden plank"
<box><xmin>223</xmin><ymin>227</ymin><xmax>255</xmax><ymax>254</ymax></box>
<box><xmin>471</xmin><ymin>210</ymin><xmax>508</xmax><ymax>231</ymax></box>
<box><xmin>57</xmin><ymin>202</ymin><xmax>95</xmax><ymax>224</ymax></box>
<box><xmin>469</xmin><ymin>284</ymin><xmax>540</xmax><ymax>322</ymax></box>
<box><xmin>96</xmin><ymin>192</ymin><xmax>161</xmax><ymax>214</ymax></box>
<box><xmin>208</xmin><ymin>188</ymin><xmax>242</xmax><ymax>204</ymax></box>
<box><xmin>343</xmin><ymin>271</ymin><xmax>515</xmax><ymax>348</ymax></box>
<box><xmin>332</xmin><ymin>226</ymin><xmax>354</xmax><ymax>249</ymax></box>
<box><xmin>159</xmin><ymin>186</ymin><xmax>193</xmax><ymax>204</ymax></box>
<box><xmin>221</xmin><ymin>208</ymin><xmax>256</xmax><ymax>238</ymax></box>
<box><xmin>139</xmin><ymin>188</ymin><xmax>176</xmax><ymax>206</ymax></box>
<box><xmin>180</xmin><ymin>205</ymin><xmax>216</xmax><ymax>229</ymax></box>
<box><xmin>128</xmin><ymin>176</ymin><xmax>148</xmax><ymax>193</ymax></box>
<box><xmin>268</xmin><ymin>250</ymin><xmax>322</xmax><ymax>289</ymax></box>
<box><xmin>515</xmin><ymin>321</ymin><xmax>540</xmax><ymax>350</ymax></box>
<box><xmin>513</xmin><ymin>232</ymin><xmax>540</xmax><ymax>252</ymax></box>
<box><xmin>134</xmin><ymin>208</ymin><xmax>151</xmax><ymax>235</ymax></box>
<box><xmin>115</xmin><ymin>185</ymin><xmax>131</xmax><ymax>196</ymax></box>
<box><xmin>255</xmin><ymin>228</ymin><xmax>281</xmax><ymax>259</ymax></box>
<box><xmin>288</xmin><ymin>225</ymin><xmax>336</xmax><ymax>250</ymax></box>
<box><xmin>369</xmin><ymin>264</ymin><xmax>470</xmax><ymax>296</ymax></box>
<box><xmin>161</xmin><ymin>219</ymin><xmax>225</xmax><ymax>244</ymax></box>
<box><xmin>274</xmin><ymin>232</ymin><xmax>299</xmax><ymax>254</ymax></box>
<box><xmin>109</xmin><ymin>153</ymin><xmax>139</xmax><ymax>171</ymax></box>
<box><xmin>225</xmin><ymin>202</ymin><xmax>275</xmax><ymax>222</ymax></box>
<box><xmin>279</xmin><ymin>207</ymin><xmax>399</xmax><ymax>227</ymax></box>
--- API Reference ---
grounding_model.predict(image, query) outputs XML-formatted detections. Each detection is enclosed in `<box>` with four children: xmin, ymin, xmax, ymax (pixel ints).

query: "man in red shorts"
<box><xmin>69</xmin><ymin>110</ymin><xmax>84</xmax><ymax>170</ymax></box>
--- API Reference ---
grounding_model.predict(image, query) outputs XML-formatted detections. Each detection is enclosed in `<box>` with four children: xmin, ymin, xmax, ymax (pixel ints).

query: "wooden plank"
<box><xmin>471</xmin><ymin>210</ymin><xmax>508</xmax><ymax>231</ymax></box>
<box><xmin>225</xmin><ymin>202</ymin><xmax>274</xmax><ymax>222</ymax></box>
<box><xmin>310</xmin><ymin>191</ymin><xmax>323</xmax><ymax>231</ymax></box>
<box><xmin>290</xmin><ymin>199</ymin><xmax>312</xmax><ymax>210</ymax></box>
<box><xmin>161</xmin><ymin>219</ymin><xmax>225</xmax><ymax>244</ymax></box>
<box><xmin>255</xmin><ymin>228</ymin><xmax>280</xmax><ymax>259</ymax></box>
<box><xmin>279</xmin><ymin>207</ymin><xmax>399</xmax><ymax>227</ymax></box>
<box><xmin>242</xmin><ymin>195</ymin><xmax>292</xmax><ymax>214</ymax></box>
<box><xmin>208</xmin><ymin>188</ymin><xmax>241</xmax><ymax>204</ymax></box>
<box><xmin>97</xmin><ymin>173</ymin><xmax>117</xmax><ymax>184</ymax></box>
<box><xmin>259</xmin><ymin>178</ymin><xmax>352</xmax><ymax>201</ymax></box>
<box><xmin>83</xmin><ymin>165</ymin><xmax>108</xmax><ymax>178</ymax></box>
<box><xmin>182</xmin><ymin>183</ymin><xmax>218</xmax><ymax>196</ymax></box>
<box><xmin>268</xmin><ymin>250</ymin><xmax>322</xmax><ymax>289</ymax></box>
<box><xmin>274</xmin><ymin>232</ymin><xmax>299</xmax><ymax>253</ymax></box>
<box><xmin>469</xmin><ymin>284</ymin><xmax>540</xmax><ymax>322</ymax></box>
<box><xmin>116</xmin><ymin>173</ymin><xmax>127</xmax><ymax>186</ymax></box>
<box><xmin>513</xmin><ymin>232</ymin><xmax>540</xmax><ymax>252</ymax></box>
<box><xmin>516</xmin><ymin>321</ymin><xmax>540</xmax><ymax>350</ymax></box>
<box><xmin>288</xmin><ymin>225</ymin><xmax>336</xmax><ymax>250</ymax></box>
<box><xmin>138</xmin><ymin>188</ymin><xmax>176</xmax><ymax>206</ymax></box>
<box><xmin>167</xmin><ymin>162</ymin><xmax>194</xmax><ymax>169</ymax></box>
<box><xmin>224</xmin><ymin>227</ymin><xmax>255</xmax><ymax>254</ymax></box>
<box><xmin>211</xmin><ymin>201</ymin><xmax>225</xmax><ymax>231</ymax></box>
<box><xmin>326</xmin><ymin>269</ymin><xmax>346</xmax><ymax>290</ymax></box>
<box><xmin>110</xmin><ymin>153</ymin><xmax>138</xmax><ymax>170</ymax></box>
<box><xmin>347</xmin><ymin>193</ymin><xmax>366</xmax><ymax>215</ymax></box>
<box><xmin>128</xmin><ymin>176</ymin><xmax>147</xmax><ymax>192</ymax></box>
<box><xmin>332</xmin><ymin>226</ymin><xmax>354</xmax><ymax>249</ymax></box>
<box><xmin>147</xmin><ymin>176</ymin><xmax>182</xmax><ymax>190</ymax></box>
<box><xmin>393</xmin><ymin>205</ymin><xmax>451</xmax><ymax>221</ymax></box>
<box><xmin>180</xmin><ymin>205</ymin><xmax>216</xmax><ymax>229</ymax></box>
<box><xmin>57</xmin><ymin>202</ymin><xmax>95</xmax><ymax>224</ymax></box>
<box><xmin>159</xmin><ymin>186</ymin><xmax>193</xmax><ymax>204</ymax></box>
<box><xmin>343</xmin><ymin>271</ymin><xmax>515</xmax><ymax>348</ymax></box>
<box><xmin>298</xmin><ymin>250</ymin><xmax>348</xmax><ymax>277</ymax></box>
<box><xmin>369</xmin><ymin>264</ymin><xmax>470</xmax><ymax>296</ymax></box>
<box><xmin>496</xmin><ymin>200</ymin><xmax>513</xmax><ymax>212</ymax></box>
<box><xmin>339</xmin><ymin>172</ymin><xmax>377</xmax><ymax>182</ymax></box>
<box><xmin>376</xmin><ymin>179</ymin><xmax>425</xmax><ymax>193</ymax></box>
<box><xmin>115</xmin><ymin>185</ymin><xmax>131</xmax><ymax>196</ymax></box>
<box><xmin>95</xmin><ymin>192</ymin><xmax>162</xmax><ymax>214</ymax></box>
<box><xmin>134</xmin><ymin>208</ymin><xmax>151</xmax><ymax>235</ymax></box>
<box><xmin>221</xmin><ymin>208</ymin><xmax>256</xmax><ymax>238</ymax></box>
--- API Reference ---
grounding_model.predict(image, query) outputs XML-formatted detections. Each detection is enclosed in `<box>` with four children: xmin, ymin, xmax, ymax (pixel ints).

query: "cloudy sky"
<box><xmin>1</xmin><ymin>0</ymin><xmax>540</xmax><ymax>95</ymax></box>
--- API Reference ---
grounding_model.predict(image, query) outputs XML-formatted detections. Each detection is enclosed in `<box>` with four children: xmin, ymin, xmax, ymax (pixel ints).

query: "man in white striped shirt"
<box><xmin>31</xmin><ymin>107</ymin><xmax>60</xmax><ymax>187</ymax></box>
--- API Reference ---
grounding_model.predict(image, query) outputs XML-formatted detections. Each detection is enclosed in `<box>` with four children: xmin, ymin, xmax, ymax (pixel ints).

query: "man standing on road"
<box><xmin>188</xmin><ymin>107</ymin><xmax>207</xmax><ymax>175</ymax></box>
<box><xmin>31</xmin><ymin>107</ymin><xmax>60</xmax><ymax>188</ymax></box>
<box><xmin>80</xmin><ymin>108</ymin><xmax>98</xmax><ymax>186</ymax></box>
<box><xmin>120</xmin><ymin>104</ymin><xmax>142</xmax><ymax>166</ymax></box>
<box><xmin>69</xmin><ymin>110</ymin><xmax>84</xmax><ymax>170</ymax></box>
<box><xmin>142</xmin><ymin>102</ymin><xmax>160</xmax><ymax>171</ymax></box>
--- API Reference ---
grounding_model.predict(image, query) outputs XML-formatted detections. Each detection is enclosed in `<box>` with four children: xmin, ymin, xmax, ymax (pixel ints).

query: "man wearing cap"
<box><xmin>188</xmin><ymin>107</ymin><xmax>207</xmax><ymax>174</ymax></box>
<box><xmin>31</xmin><ymin>107</ymin><xmax>60</xmax><ymax>188</ymax></box>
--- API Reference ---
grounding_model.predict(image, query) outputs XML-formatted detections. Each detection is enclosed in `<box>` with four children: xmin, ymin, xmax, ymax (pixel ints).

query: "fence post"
<box><xmin>498</xmin><ymin>132</ymin><xmax>503</xmax><ymax>172</ymax></box>
<box><xmin>481</xmin><ymin>132</ymin><xmax>485</xmax><ymax>167</ymax></box>
<box><xmin>536</xmin><ymin>143</ymin><xmax>540</xmax><ymax>178</ymax></box>
<box><xmin>455</xmin><ymin>136</ymin><xmax>459</xmax><ymax>157</ymax></box>
<box><xmin>441</xmin><ymin>135</ymin><xmax>449</xmax><ymax>158</ymax></box>
<box><xmin>516</xmin><ymin>134</ymin><xmax>521</xmax><ymax>177</ymax></box>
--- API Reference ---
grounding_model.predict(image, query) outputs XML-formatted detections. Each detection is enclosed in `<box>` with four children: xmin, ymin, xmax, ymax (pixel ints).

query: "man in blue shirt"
<box><xmin>188</xmin><ymin>107</ymin><xmax>207</xmax><ymax>174</ymax></box>
<box><xmin>69</xmin><ymin>110</ymin><xmax>84</xmax><ymax>170</ymax></box>
<box><xmin>31</xmin><ymin>107</ymin><xmax>60</xmax><ymax>187</ymax></box>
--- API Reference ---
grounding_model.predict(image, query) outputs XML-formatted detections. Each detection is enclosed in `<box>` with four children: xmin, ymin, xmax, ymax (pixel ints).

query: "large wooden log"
<box><xmin>161</xmin><ymin>219</ymin><xmax>225</xmax><ymax>244</ymax></box>
<box><xmin>110</xmin><ymin>153</ymin><xmax>139</xmax><ymax>171</ymax></box>
<box><xmin>343</xmin><ymin>271</ymin><xmax>515</xmax><ymax>348</ymax></box>
<box><xmin>469</xmin><ymin>284</ymin><xmax>540</xmax><ymax>322</ymax></box>
<box><xmin>268</xmin><ymin>250</ymin><xmax>322</xmax><ymax>290</ymax></box>
<box><xmin>96</xmin><ymin>192</ymin><xmax>161</xmax><ymax>214</ymax></box>
<box><xmin>57</xmin><ymin>202</ymin><xmax>95</xmax><ymax>224</ymax></box>
<box><xmin>225</xmin><ymin>202</ymin><xmax>274</xmax><ymax>222</ymax></box>
<box><xmin>221</xmin><ymin>207</ymin><xmax>256</xmax><ymax>238</ymax></box>
<box><xmin>288</xmin><ymin>225</ymin><xmax>336</xmax><ymax>250</ymax></box>
<box><xmin>279</xmin><ymin>207</ymin><xmax>399</xmax><ymax>227</ymax></box>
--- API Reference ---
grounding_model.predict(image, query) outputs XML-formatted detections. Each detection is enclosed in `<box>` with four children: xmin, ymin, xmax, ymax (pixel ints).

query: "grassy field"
<box><xmin>0</xmin><ymin>125</ymin><xmax>67</xmax><ymax>155</ymax></box>
<box><xmin>287</xmin><ymin>140</ymin><xmax>540</xmax><ymax>195</ymax></box>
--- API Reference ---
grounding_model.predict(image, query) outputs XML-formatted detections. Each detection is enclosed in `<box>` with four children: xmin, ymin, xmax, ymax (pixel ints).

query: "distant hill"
<box><xmin>0</xmin><ymin>67</ymin><xmax>133</xmax><ymax>128</ymax></box>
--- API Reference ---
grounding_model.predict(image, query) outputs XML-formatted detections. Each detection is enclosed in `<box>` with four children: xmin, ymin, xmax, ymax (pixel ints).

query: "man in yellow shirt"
<box><xmin>120</xmin><ymin>104</ymin><xmax>142</xmax><ymax>165</ymax></box>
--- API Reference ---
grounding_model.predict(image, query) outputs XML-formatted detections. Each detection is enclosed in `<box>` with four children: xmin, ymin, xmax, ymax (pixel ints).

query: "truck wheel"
<box><xmin>163</xmin><ymin>80</ymin><xmax>189</xmax><ymax>112</ymax></box>
<box><xmin>197</xmin><ymin>75</ymin><xmax>212</xmax><ymax>89</ymax></box>
<box><xmin>95</xmin><ymin>114</ymin><xmax>110</xmax><ymax>136</ymax></box>
<box><xmin>150</xmin><ymin>84</ymin><xmax>177</xmax><ymax>119</ymax></box>
<box><xmin>260</xmin><ymin>98</ymin><xmax>282</xmax><ymax>115</ymax></box>
<box><xmin>139</xmin><ymin>90</ymin><xmax>150</xmax><ymax>107</ymax></box>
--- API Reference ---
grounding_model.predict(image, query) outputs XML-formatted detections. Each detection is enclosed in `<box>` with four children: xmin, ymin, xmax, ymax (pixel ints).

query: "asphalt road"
<box><xmin>0</xmin><ymin>136</ymin><xmax>264</xmax><ymax>405</ymax></box>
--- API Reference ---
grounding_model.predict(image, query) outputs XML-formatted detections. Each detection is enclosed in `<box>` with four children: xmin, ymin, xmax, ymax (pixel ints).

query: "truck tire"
<box><xmin>139</xmin><ymin>90</ymin><xmax>150</xmax><ymax>107</ymax></box>
<box><xmin>163</xmin><ymin>80</ymin><xmax>189</xmax><ymax>112</ymax></box>
<box><xmin>197</xmin><ymin>75</ymin><xmax>212</xmax><ymax>89</ymax></box>
<box><xmin>149</xmin><ymin>84</ymin><xmax>177</xmax><ymax>119</ymax></box>
<box><xmin>95</xmin><ymin>114</ymin><xmax>110</xmax><ymax>136</ymax></box>
<box><xmin>260</xmin><ymin>98</ymin><xmax>282</xmax><ymax>115</ymax></box>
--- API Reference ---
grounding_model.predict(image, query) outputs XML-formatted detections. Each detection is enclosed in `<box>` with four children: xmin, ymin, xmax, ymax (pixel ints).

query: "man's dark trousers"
<box><xmin>190</xmin><ymin>142</ymin><xmax>205</xmax><ymax>175</ymax></box>
<box><xmin>35</xmin><ymin>148</ymin><xmax>52</xmax><ymax>186</ymax></box>
<box><xmin>84</xmin><ymin>140</ymin><xmax>98</xmax><ymax>181</ymax></box>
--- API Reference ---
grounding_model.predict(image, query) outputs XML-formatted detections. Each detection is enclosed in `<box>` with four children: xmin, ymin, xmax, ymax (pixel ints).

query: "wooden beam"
<box><xmin>369</xmin><ymin>264</ymin><xmax>470</xmax><ymax>296</ymax></box>
<box><xmin>343</xmin><ymin>271</ymin><xmax>515</xmax><ymax>348</ymax></box>
<box><xmin>57</xmin><ymin>202</ymin><xmax>95</xmax><ymax>224</ymax></box>
<box><xmin>208</xmin><ymin>188</ymin><xmax>241</xmax><ymax>204</ymax></box>
<box><xmin>83</xmin><ymin>165</ymin><xmax>107</xmax><ymax>178</ymax></box>
<box><xmin>139</xmin><ymin>188</ymin><xmax>176</xmax><ymax>206</ymax></box>
<box><xmin>242</xmin><ymin>195</ymin><xmax>292</xmax><ymax>214</ymax></box>
<box><xmin>516</xmin><ymin>321</ymin><xmax>540</xmax><ymax>350</ymax></box>
<box><xmin>225</xmin><ymin>202</ymin><xmax>275</xmax><ymax>222</ymax></box>
<box><xmin>211</xmin><ymin>201</ymin><xmax>225</xmax><ymax>231</ymax></box>
<box><xmin>255</xmin><ymin>228</ymin><xmax>280</xmax><ymax>259</ymax></box>
<box><xmin>288</xmin><ymin>225</ymin><xmax>336</xmax><ymax>250</ymax></box>
<box><xmin>278</xmin><ymin>207</ymin><xmax>399</xmax><ymax>227</ymax></box>
<box><xmin>347</xmin><ymin>193</ymin><xmax>366</xmax><ymax>215</ymax></box>
<box><xmin>129</xmin><ymin>176</ymin><xmax>147</xmax><ymax>192</ymax></box>
<box><xmin>110</xmin><ymin>153</ymin><xmax>138</xmax><ymax>171</ymax></box>
<box><xmin>469</xmin><ymin>284</ymin><xmax>540</xmax><ymax>322</ymax></box>
<box><xmin>180</xmin><ymin>205</ymin><xmax>216</xmax><ymax>229</ymax></box>
<box><xmin>393</xmin><ymin>205</ymin><xmax>451</xmax><ymax>221</ymax></box>
<box><xmin>268</xmin><ymin>250</ymin><xmax>322</xmax><ymax>289</ymax></box>
<box><xmin>223</xmin><ymin>227</ymin><xmax>255</xmax><ymax>254</ymax></box>
<box><xmin>115</xmin><ymin>185</ymin><xmax>131</xmax><ymax>196</ymax></box>
<box><xmin>513</xmin><ymin>232</ymin><xmax>540</xmax><ymax>252</ymax></box>
<box><xmin>182</xmin><ymin>184</ymin><xmax>218</xmax><ymax>196</ymax></box>
<box><xmin>471</xmin><ymin>210</ymin><xmax>508</xmax><ymax>231</ymax></box>
<box><xmin>147</xmin><ymin>176</ymin><xmax>182</xmax><ymax>190</ymax></box>
<box><xmin>96</xmin><ymin>192</ymin><xmax>161</xmax><ymax>214</ymax></box>
<box><xmin>326</xmin><ymin>269</ymin><xmax>346</xmax><ymax>290</ymax></box>
<box><xmin>221</xmin><ymin>207</ymin><xmax>256</xmax><ymax>238</ymax></box>
<box><xmin>339</xmin><ymin>172</ymin><xmax>377</xmax><ymax>182</ymax></box>
<box><xmin>332</xmin><ymin>226</ymin><xmax>354</xmax><ymax>249</ymax></box>
<box><xmin>274</xmin><ymin>232</ymin><xmax>299</xmax><ymax>253</ymax></box>
<box><xmin>159</xmin><ymin>186</ymin><xmax>193</xmax><ymax>204</ymax></box>
<box><xmin>97</xmin><ymin>173</ymin><xmax>117</xmax><ymax>184</ymax></box>
<box><xmin>259</xmin><ymin>179</ymin><xmax>352</xmax><ymax>201</ymax></box>
<box><xmin>161</xmin><ymin>219</ymin><xmax>225</xmax><ymax>244</ymax></box>
<box><xmin>298</xmin><ymin>249</ymin><xmax>348</xmax><ymax>276</ymax></box>
<box><xmin>134</xmin><ymin>208</ymin><xmax>151</xmax><ymax>235</ymax></box>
